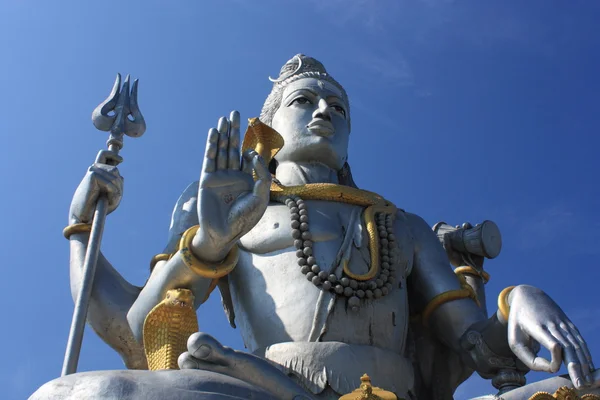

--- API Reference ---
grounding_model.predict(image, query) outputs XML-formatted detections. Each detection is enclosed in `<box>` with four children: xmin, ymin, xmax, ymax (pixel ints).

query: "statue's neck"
<box><xmin>275</xmin><ymin>161</ymin><xmax>339</xmax><ymax>186</ymax></box>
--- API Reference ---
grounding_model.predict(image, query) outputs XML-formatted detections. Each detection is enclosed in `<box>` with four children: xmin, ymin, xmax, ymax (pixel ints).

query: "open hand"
<box><xmin>192</xmin><ymin>111</ymin><xmax>271</xmax><ymax>262</ymax></box>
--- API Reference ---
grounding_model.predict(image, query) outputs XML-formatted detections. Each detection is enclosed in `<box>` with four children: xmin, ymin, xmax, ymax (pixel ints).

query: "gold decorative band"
<box><xmin>454</xmin><ymin>266</ymin><xmax>491</xmax><ymax>284</ymax></box>
<box><xmin>63</xmin><ymin>223</ymin><xmax>92</xmax><ymax>239</ymax></box>
<box><xmin>498</xmin><ymin>286</ymin><xmax>516</xmax><ymax>322</ymax></box>
<box><xmin>422</xmin><ymin>275</ymin><xmax>480</xmax><ymax>327</ymax></box>
<box><xmin>179</xmin><ymin>225</ymin><xmax>238</xmax><ymax>279</ymax></box>
<box><xmin>150</xmin><ymin>253</ymin><xmax>171</xmax><ymax>272</ymax></box>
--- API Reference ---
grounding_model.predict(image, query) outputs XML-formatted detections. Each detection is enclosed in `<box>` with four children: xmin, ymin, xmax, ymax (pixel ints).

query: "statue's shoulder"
<box><xmin>398</xmin><ymin>210</ymin><xmax>433</xmax><ymax>239</ymax></box>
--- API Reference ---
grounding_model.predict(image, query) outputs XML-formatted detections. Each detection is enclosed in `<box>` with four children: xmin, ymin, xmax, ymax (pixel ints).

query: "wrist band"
<box><xmin>498</xmin><ymin>286</ymin><xmax>516</xmax><ymax>321</ymax></box>
<box><xmin>63</xmin><ymin>223</ymin><xmax>92</xmax><ymax>239</ymax></box>
<box><xmin>179</xmin><ymin>225</ymin><xmax>238</xmax><ymax>279</ymax></box>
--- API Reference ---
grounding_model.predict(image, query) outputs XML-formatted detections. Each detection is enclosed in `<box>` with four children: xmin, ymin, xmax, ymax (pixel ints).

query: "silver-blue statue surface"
<box><xmin>31</xmin><ymin>55</ymin><xmax>600</xmax><ymax>400</ymax></box>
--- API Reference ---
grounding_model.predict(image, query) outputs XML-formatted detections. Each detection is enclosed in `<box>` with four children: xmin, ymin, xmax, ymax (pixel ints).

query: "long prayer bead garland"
<box><xmin>283</xmin><ymin>196</ymin><xmax>398</xmax><ymax>311</ymax></box>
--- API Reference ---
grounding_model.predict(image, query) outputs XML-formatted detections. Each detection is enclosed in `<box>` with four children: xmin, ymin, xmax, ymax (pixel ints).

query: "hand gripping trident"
<box><xmin>61</xmin><ymin>74</ymin><xmax>146</xmax><ymax>376</ymax></box>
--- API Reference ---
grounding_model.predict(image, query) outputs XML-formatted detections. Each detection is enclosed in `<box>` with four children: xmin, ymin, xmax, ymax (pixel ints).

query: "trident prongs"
<box><xmin>92</xmin><ymin>73</ymin><xmax>146</xmax><ymax>154</ymax></box>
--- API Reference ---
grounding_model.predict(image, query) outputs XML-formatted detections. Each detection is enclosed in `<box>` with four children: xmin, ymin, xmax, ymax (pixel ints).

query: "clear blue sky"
<box><xmin>1</xmin><ymin>1</ymin><xmax>599</xmax><ymax>399</ymax></box>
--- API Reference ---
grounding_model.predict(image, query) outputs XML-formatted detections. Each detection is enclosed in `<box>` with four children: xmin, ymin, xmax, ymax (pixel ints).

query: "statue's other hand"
<box><xmin>193</xmin><ymin>111</ymin><xmax>271</xmax><ymax>262</ymax></box>
<box><xmin>69</xmin><ymin>149</ymin><xmax>124</xmax><ymax>224</ymax></box>
<box><xmin>506</xmin><ymin>285</ymin><xmax>596</xmax><ymax>389</ymax></box>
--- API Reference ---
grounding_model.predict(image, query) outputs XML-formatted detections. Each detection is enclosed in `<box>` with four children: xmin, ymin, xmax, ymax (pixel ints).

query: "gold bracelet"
<box><xmin>454</xmin><ymin>266</ymin><xmax>491</xmax><ymax>284</ymax></box>
<box><xmin>179</xmin><ymin>225</ymin><xmax>238</xmax><ymax>279</ymax></box>
<box><xmin>498</xmin><ymin>286</ymin><xmax>516</xmax><ymax>322</ymax></box>
<box><xmin>149</xmin><ymin>253</ymin><xmax>171</xmax><ymax>272</ymax></box>
<box><xmin>63</xmin><ymin>223</ymin><xmax>92</xmax><ymax>239</ymax></box>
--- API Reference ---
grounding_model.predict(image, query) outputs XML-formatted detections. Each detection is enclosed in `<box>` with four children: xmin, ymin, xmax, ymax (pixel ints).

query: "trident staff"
<box><xmin>61</xmin><ymin>74</ymin><xmax>146</xmax><ymax>376</ymax></box>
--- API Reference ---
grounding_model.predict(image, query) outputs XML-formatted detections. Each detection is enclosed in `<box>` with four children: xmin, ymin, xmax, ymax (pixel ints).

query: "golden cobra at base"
<box><xmin>143</xmin><ymin>288</ymin><xmax>199</xmax><ymax>371</ymax></box>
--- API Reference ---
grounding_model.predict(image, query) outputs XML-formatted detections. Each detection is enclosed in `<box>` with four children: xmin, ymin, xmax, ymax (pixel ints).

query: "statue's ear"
<box><xmin>338</xmin><ymin>162</ymin><xmax>358</xmax><ymax>188</ymax></box>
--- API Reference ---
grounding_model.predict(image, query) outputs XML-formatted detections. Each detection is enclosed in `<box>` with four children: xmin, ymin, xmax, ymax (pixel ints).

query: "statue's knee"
<box><xmin>30</xmin><ymin>372</ymin><xmax>137</xmax><ymax>400</ymax></box>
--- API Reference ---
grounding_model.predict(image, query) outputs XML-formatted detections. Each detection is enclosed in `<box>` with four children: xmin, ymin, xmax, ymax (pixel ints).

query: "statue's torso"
<box><xmin>230</xmin><ymin>200</ymin><xmax>414</xmax><ymax>355</ymax></box>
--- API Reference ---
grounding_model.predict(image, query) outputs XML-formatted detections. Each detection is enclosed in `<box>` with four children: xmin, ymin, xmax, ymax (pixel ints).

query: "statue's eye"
<box><xmin>332</xmin><ymin>105</ymin><xmax>346</xmax><ymax>117</ymax></box>
<box><xmin>291</xmin><ymin>97</ymin><xmax>311</xmax><ymax>105</ymax></box>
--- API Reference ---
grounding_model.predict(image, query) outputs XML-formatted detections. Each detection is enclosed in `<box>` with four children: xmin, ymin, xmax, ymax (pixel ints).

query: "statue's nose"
<box><xmin>312</xmin><ymin>98</ymin><xmax>331</xmax><ymax>121</ymax></box>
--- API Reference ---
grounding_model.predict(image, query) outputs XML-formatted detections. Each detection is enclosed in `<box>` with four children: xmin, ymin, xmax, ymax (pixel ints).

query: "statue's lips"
<box><xmin>306</xmin><ymin>120</ymin><xmax>335</xmax><ymax>137</ymax></box>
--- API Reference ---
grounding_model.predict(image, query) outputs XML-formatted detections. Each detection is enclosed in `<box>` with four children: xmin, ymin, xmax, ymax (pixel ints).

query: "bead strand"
<box><xmin>284</xmin><ymin>196</ymin><xmax>399</xmax><ymax>311</ymax></box>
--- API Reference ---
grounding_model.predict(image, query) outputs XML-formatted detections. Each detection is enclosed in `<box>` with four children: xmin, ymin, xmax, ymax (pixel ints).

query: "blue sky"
<box><xmin>1</xmin><ymin>1</ymin><xmax>599</xmax><ymax>399</ymax></box>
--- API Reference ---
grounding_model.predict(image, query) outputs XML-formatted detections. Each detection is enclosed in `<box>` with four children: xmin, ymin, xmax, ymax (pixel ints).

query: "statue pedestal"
<box><xmin>29</xmin><ymin>369</ymin><xmax>279</xmax><ymax>400</ymax></box>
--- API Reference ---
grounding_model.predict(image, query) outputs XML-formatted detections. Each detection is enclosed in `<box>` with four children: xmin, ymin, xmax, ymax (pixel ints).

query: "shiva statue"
<box><xmin>32</xmin><ymin>55</ymin><xmax>600</xmax><ymax>400</ymax></box>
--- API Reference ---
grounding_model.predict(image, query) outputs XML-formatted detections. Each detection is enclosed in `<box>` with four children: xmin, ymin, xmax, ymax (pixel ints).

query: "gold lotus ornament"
<box><xmin>528</xmin><ymin>386</ymin><xmax>600</xmax><ymax>400</ymax></box>
<box><xmin>339</xmin><ymin>374</ymin><xmax>399</xmax><ymax>400</ymax></box>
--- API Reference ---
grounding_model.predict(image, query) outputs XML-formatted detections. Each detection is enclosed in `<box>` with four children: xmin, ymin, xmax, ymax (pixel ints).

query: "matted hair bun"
<box><xmin>269</xmin><ymin>54</ymin><xmax>328</xmax><ymax>83</ymax></box>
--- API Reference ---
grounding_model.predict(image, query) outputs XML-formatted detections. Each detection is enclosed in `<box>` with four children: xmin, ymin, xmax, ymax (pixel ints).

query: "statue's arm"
<box><xmin>405</xmin><ymin>212</ymin><xmax>487</xmax><ymax>351</ymax></box>
<box><xmin>68</xmin><ymin>233</ymin><xmax>147</xmax><ymax>369</ymax></box>
<box><xmin>127</xmin><ymin>180</ymin><xmax>224</xmax><ymax>343</ymax></box>
<box><xmin>407</xmin><ymin>212</ymin><xmax>597</xmax><ymax>389</ymax></box>
<box><xmin>405</xmin><ymin>212</ymin><xmax>524</xmax><ymax>382</ymax></box>
<box><xmin>67</xmin><ymin>150</ymin><xmax>147</xmax><ymax>368</ymax></box>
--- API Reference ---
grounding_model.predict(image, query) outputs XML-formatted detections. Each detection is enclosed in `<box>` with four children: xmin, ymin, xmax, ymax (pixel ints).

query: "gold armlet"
<box><xmin>149</xmin><ymin>253</ymin><xmax>171</xmax><ymax>272</ymax></box>
<box><xmin>179</xmin><ymin>225</ymin><xmax>238</xmax><ymax>279</ymax></box>
<box><xmin>498</xmin><ymin>286</ymin><xmax>516</xmax><ymax>322</ymax></box>
<box><xmin>422</xmin><ymin>275</ymin><xmax>480</xmax><ymax>327</ymax></box>
<box><xmin>454</xmin><ymin>266</ymin><xmax>491</xmax><ymax>284</ymax></box>
<box><xmin>63</xmin><ymin>223</ymin><xmax>92</xmax><ymax>239</ymax></box>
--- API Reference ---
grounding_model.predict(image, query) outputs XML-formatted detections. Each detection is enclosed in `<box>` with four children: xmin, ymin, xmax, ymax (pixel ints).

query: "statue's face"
<box><xmin>271</xmin><ymin>77</ymin><xmax>350</xmax><ymax>170</ymax></box>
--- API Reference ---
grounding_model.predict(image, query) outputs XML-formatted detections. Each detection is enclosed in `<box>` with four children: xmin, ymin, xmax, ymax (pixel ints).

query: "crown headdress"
<box><xmin>268</xmin><ymin>54</ymin><xmax>329</xmax><ymax>83</ymax></box>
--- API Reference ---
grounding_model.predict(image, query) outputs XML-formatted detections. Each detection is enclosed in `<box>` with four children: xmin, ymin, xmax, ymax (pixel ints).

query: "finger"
<box><xmin>252</xmin><ymin>154</ymin><xmax>272</xmax><ymax>199</ymax></box>
<box><xmin>203</xmin><ymin>128</ymin><xmax>219</xmax><ymax>173</ymax></box>
<box><xmin>178</xmin><ymin>352</ymin><xmax>200</xmax><ymax>370</ymax></box>
<box><xmin>561</xmin><ymin>323</ymin><xmax>593</xmax><ymax>385</ymax></box>
<box><xmin>568</xmin><ymin>321</ymin><xmax>594</xmax><ymax>368</ymax></box>
<box><xmin>228</xmin><ymin>111</ymin><xmax>241</xmax><ymax>170</ymax></box>
<box><xmin>509</xmin><ymin>322</ymin><xmax>558</xmax><ymax>372</ymax></box>
<box><xmin>252</xmin><ymin>153</ymin><xmax>271</xmax><ymax>183</ymax></box>
<box><xmin>94</xmin><ymin>149</ymin><xmax>123</xmax><ymax>166</ymax></box>
<box><xmin>242</xmin><ymin>149</ymin><xmax>256</xmax><ymax>175</ymax></box>
<box><xmin>217</xmin><ymin>117</ymin><xmax>230</xmax><ymax>170</ymax></box>
<box><xmin>88</xmin><ymin>169</ymin><xmax>122</xmax><ymax>209</ymax></box>
<box><xmin>549</xmin><ymin>324</ymin><xmax>585</xmax><ymax>388</ymax></box>
<box><xmin>527</xmin><ymin>323</ymin><xmax>563</xmax><ymax>372</ymax></box>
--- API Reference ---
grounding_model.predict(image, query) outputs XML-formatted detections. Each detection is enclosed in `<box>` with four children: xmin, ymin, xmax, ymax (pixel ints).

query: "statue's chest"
<box><xmin>231</xmin><ymin>200</ymin><xmax>414</xmax><ymax>353</ymax></box>
<box><xmin>239</xmin><ymin>201</ymin><xmax>353</xmax><ymax>255</ymax></box>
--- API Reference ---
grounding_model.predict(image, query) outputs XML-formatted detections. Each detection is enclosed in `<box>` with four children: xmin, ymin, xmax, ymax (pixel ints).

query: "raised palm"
<box><xmin>192</xmin><ymin>111</ymin><xmax>271</xmax><ymax>263</ymax></box>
